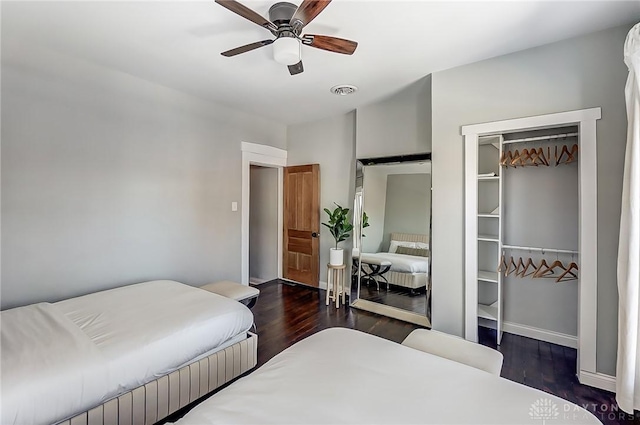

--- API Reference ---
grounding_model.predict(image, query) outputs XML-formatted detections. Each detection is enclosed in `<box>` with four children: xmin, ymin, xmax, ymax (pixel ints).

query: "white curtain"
<box><xmin>617</xmin><ymin>22</ymin><xmax>640</xmax><ymax>414</ymax></box>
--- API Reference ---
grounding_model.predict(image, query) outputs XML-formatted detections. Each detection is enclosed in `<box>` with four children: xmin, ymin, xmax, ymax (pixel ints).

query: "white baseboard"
<box><xmin>480</xmin><ymin>320</ymin><xmax>577</xmax><ymax>349</ymax></box>
<box><xmin>502</xmin><ymin>321</ymin><xmax>578</xmax><ymax>349</ymax></box>
<box><xmin>579</xmin><ymin>371</ymin><xmax>616</xmax><ymax>393</ymax></box>
<box><xmin>249</xmin><ymin>277</ymin><xmax>268</xmax><ymax>285</ymax></box>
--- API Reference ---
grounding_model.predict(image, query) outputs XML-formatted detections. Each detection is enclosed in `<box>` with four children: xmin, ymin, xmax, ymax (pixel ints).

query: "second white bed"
<box><xmin>176</xmin><ymin>328</ymin><xmax>600</xmax><ymax>425</ymax></box>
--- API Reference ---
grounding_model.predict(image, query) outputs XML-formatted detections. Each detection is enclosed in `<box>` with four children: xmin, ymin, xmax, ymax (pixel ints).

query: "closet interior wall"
<box><xmin>480</xmin><ymin>126</ymin><xmax>580</xmax><ymax>342</ymax></box>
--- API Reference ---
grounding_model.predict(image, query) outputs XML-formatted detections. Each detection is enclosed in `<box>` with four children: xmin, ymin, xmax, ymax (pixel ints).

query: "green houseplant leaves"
<box><xmin>322</xmin><ymin>203</ymin><xmax>354</xmax><ymax>249</ymax></box>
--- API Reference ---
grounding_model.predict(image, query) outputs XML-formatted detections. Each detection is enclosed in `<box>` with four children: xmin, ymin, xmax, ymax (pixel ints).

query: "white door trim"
<box><xmin>461</xmin><ymin>108</ymin><xmax>602</xmax><ymax>387</ymax></box>
<box><xmin>241</xmin><ymin>142</ymin><xmax>287</xmax><ymax>286</ymax></box>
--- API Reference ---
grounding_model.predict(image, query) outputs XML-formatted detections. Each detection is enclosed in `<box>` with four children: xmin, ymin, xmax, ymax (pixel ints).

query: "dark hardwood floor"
<box><xmin>477</xmin><ymin>327</ymin><xmax>639</xmax><ymax>424</ymax></box>
<box><xmin>253</xmin><ymin>279</ymin><xmax>419</xmax><ymax>368</ymax></box>
<box><xmin>252</xmin><ymin>280</ymin><xmax>638</xmax><ymax>425</ymax></box>
<box><xmin>359</xmin><ymin>282</ymin><xmax>427</xmax><ymax>316</ymax></box>
<box><xmin>168</xmin><ymin>280</ymin><xmax>638</xmax><ymax>424</ymax></box>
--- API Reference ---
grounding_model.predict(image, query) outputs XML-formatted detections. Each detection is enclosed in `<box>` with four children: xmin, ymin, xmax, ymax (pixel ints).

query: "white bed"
<box><xmin>1</xmin><ymin>280</ymin><xmax>255</xmax><ymax>425</ymax></box>
<box><xmin>360</xmin><ymin>232</ymin><xmax>430</xmax><ymax>291</ymax></box>
<box><xmin>176</xmin><ymin>328</ymin><xmax>600</xmax><ymax>425</ymax></box>
<box><xmin>360</xmin><ymin>252</ymin><xmax>429</xmax><ymax>274</ymax></box>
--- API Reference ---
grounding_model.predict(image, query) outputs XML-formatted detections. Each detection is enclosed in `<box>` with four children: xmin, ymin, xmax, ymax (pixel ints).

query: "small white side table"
<box><xmin>326</xmin><ymin>263</ymin><xmax>347</xmax><ymax>308</ymax></box>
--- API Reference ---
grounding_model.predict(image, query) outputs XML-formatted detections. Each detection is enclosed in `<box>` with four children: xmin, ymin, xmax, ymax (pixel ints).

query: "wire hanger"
<box><xmin>556</xmin><ymin>253</ymin><xmax>579</xmax><ymax>282</ymax></box>
<box><xmin>556</xmin><ymin>262</ymin><xmax>578</xmax><ymax>282</ymax></box>
<box><xmin>514</xmin><ymin>257</ymin><xmax>526</xmax><ymax>277</ymax></box>
<box><xmin>510</xmin><ymin>150</ymin><xmax>523</xmax><ymax>168</ymax></box>
<box><xmin>521</xmin><ymin>256</ymin><xmax>537</xmax><ymax>277</ymax></box>
<box><xmin>557</xmin><ymin>143</ymin><xmax>578</xmax><ymax>165</ymax></box>
<box><xmin>538</xmin><ymin>146</ymin><xmax>550</xmax><ymax>166</ymax></box>
<box><xmin>540</xmin><ymin>259</ymin><xmax>568</xmax><ymax>278</ymax></box>
<box><xmin>506</xmin><ymin>255</ymin><xmax>519</xmax><ymax>276</ymax></box>
<box><xmin>527</xmin><ymin>147</ymin><xmax>541</xmax><ymax>167</ymax></box>
<box><xmin>521</xmin><ymin>148</ymin><xmax>532</xmax><ymax>167</ymax></box>
<box><xmin>498</xmin><ymin>253</ymin><xmax>507</xmax><ymax>274</ymax></box>
<box><xmin>533</xmin><ymin>258</ymin><xmax>551</xmax><ymax>278</ymax></box>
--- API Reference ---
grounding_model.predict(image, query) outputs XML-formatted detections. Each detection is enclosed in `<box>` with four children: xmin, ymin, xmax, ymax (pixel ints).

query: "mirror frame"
<box><xmin>350</xmin><ymin>153</ymin><xmax>432</xmax><ymax>328</ymax></box>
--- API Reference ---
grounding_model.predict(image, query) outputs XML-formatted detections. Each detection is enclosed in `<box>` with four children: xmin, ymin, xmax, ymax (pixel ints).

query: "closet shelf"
<box><xmin>478</xmin><ymin>234</ymin><xmax>499</xmax><ymax>242</ymax></box>
<box><xmin>478</xmin><ymin>302</ymin><xmax>499</xmax><ymax>321</ymax></box>
<box><xmin>478</xmin><ymin>270</ymin><xmax>499</xmax><ymax>283</ymax></box>
<box><xmin>478</xmin><ymin>135</ymin><xmax>501</xmax><ymax>148</ymax></box>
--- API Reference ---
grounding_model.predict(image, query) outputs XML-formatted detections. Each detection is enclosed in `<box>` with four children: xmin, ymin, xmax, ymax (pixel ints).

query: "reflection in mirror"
<box><xmin>351</xmin><ymin>155</ymin><xmax>432</xmax><ymax>327</ymax></box>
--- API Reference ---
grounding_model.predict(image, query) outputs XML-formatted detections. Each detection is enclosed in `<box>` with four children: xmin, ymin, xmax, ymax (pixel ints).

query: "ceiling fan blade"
<box><xmin>215</xmin><ymin>0</ymin><xmax>277</xmax><ymax>32</ymax></box>
<box><xmin>221</xmin><ymin>39</ymin><xmax>274</xmax><ymax>57</ymax></box>
<box><xmin>291</xmin><ymin>0</ymin><xmax>331</xmax><ymax>33</ymax></box>
<box><xmin>302</xmin><ymin>34</ymin><xmax>357</xmax><ymax>55</ymax></box>
<box><xmin>288</xmin><ymin>61</ymin><xmax>304</xmax><ymax>76</ymax></box>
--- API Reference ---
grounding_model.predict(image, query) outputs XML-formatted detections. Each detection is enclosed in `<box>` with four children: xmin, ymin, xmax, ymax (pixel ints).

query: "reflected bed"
<box><xmin>360</xmin><ymin>232</ymin><xmax>430</xmax><ymax>291</ymax></box>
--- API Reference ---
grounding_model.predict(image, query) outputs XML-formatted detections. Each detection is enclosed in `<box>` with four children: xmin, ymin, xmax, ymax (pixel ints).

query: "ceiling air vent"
<box><xmin>330</xmin><ymin>85</ymin><xmax>358</xmax><ymax>96</ymax></box>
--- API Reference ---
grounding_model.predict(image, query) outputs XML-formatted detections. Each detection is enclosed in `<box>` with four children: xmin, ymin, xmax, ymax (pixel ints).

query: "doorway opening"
<box><xmin>249</xmin><ymin>165</ymin><xmax>279</xmax><ymax>285</ymax></box>
<box><xmin>241</xmin><ymin>142</ymin><xmax>287</xmax><ymax>286</ymax></box>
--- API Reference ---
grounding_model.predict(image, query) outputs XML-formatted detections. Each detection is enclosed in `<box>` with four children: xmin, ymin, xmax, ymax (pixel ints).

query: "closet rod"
<box><xmin>502</xmin><ymin>244</ymin><xmax>578</xmax><ymax>255</ymax></box>
<box><xmin>502</xmin><ymin>132</ymin><xmax>579</xmax><ymax>145</ymax></box>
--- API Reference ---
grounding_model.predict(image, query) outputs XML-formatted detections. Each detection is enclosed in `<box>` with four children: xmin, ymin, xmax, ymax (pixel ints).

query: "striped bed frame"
<box><xmin>390</xmin><ymin>233</ymin><xmax>429</xmax><ymax>245</ymax></box>
<box><xmin>56</xmin><ymin>332</ymin><xmax>257</xmax><ymax>425</ymax></box>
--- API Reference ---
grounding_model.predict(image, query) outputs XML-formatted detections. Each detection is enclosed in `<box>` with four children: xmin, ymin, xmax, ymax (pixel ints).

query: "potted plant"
<box><xmin>322</xmin><ymin>203</ymin><xmax>354</xmax><ymax>266</ymax></box>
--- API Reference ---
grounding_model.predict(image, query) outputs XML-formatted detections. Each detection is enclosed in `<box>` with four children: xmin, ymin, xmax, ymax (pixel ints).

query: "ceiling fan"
<box><xmin>215</xmin><ymin>0</ymin><xmax>358</xmax><ymax>75</ymax></box>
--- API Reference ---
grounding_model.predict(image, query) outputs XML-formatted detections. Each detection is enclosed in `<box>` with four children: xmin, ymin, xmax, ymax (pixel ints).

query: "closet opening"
<box><xmin>463</xmin><ymin>108</ymin><xmax>601</xmax><ymax>389</ymax></box>
<box><xmin>477</xmin><ymin>126</ymin><xmax>580</xmax><ymax>348</ymax></box>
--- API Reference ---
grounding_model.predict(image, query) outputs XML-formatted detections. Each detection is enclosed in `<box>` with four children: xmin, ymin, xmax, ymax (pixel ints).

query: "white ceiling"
<box><xmin>3</xmin><ymin>1</ymin><xmax>640</xmax><ymax>125</ymax></box>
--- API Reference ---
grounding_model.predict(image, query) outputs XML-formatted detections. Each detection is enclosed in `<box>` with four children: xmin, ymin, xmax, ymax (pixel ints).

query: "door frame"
<box><xmin>461</xmin><ymin>107</ymin><xmax>602</xmax><ymax>388</ymax></box>
<box><xmin>241</xmin><ymin>142</ymin><xmax>287</xmax><ymax>286</ymax></box>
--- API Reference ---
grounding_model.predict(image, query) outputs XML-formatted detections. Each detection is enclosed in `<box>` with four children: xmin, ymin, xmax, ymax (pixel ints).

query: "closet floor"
<box><xmin>479</xmin><ymin>327</ymin><xmax>634</xmax><ymax>425</ymax></box>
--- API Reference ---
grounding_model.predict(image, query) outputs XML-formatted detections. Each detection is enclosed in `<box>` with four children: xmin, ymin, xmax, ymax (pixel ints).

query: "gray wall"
<box><xmin>356</xmin><ymin>76</ymin><xmax>432</xmax><ymax>158</ymax></box>
<box><xmin>361</xmin><ymin>166</ymin><xmax>389</xmax><ymax>253</ymax></box>
<box><xmin>1</xmin><ymin>41</ymin><xmax>286</xmax><ymax>309</ymax></box>
<box><xmin>431</xmin><ymin>24</ymin><xmax>630</xmax><ymax>375</ymax></box>
<box><xmin>382</xmin><ymin>173</ymin><xmax>431</xmax><ymax>251</ymax></box>
<box><xmin>249</xmin><ymin>166</ymin><xmax>279</xmax><ymax>282</ymax></box>
<box><xmin>361</xmin><ymin>163</ymin><xmax>432</xmax><ymax>253</ymax></box>
<box><xmin>501</xmin><ymin>155</ymin><xmax>579</xmax><ymax>336</ymax></box>
<box><xmin>287</xmin><ymin>112</ymin><xmax>356</xmax><ymax>286</ymax></box>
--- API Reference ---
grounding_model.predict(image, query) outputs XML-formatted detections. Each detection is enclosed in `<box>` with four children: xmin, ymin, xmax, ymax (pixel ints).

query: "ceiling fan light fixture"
<box><xmin>330</xmin><ymin>85</ymin><xmax>358</xmax><ymax>96</ymax></box>
<box><xmin>273</xmin><ymin>37</ymin><xmax>301</xmax><ymax>66</ymax></box>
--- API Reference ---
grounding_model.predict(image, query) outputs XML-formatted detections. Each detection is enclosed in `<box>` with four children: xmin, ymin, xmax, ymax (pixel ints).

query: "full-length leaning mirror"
<box><xmin>351</xmin><ymin>154</ymin><xmax>432</xmax><ymax>327</ymax></box>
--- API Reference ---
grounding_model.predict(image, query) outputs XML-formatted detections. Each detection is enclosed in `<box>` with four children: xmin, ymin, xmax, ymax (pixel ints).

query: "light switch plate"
<box><xmin>231</xmin><ymin>202</ymin><xmax>238</xmax><ymax>212</ymax></box>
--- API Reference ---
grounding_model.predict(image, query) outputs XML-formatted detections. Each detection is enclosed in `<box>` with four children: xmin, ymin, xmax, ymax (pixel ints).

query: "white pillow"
<box><xmin>415</xmin><ymin>242</ymin><xmax>429</xmax><ymax>250</ymax></box>
<box><xmin>388</xmin><ymin>240</ymin><xmax>416</xmax><ymax>253</ymax></box>
<box><xmin>388</xmin><ymin>240</ymin><xmax>429</xmax><ymax>253</ymax></box>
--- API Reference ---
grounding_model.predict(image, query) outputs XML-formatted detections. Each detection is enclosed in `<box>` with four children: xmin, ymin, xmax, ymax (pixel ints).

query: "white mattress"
<box><xmin>177</xmin><ymin>328</ymin><xmax>600</xmax><ymax>425</ymax></box>
<box><xmin>1</xmin><ymin>280</ymin><xmax>254</xmax><ymax>425</ymax></box>
<box><xmin>360</xmin><ymin>252</ymin><xmax>429</xmax><ymax>273</ymax></box>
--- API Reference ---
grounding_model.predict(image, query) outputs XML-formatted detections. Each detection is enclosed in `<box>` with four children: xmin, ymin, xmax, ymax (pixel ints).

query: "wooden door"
<box><xmin>283</xmin><ymin>164</ymin><xmax>320</xmax><ymax>287</ymax></box>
